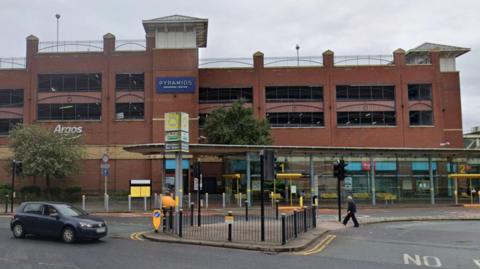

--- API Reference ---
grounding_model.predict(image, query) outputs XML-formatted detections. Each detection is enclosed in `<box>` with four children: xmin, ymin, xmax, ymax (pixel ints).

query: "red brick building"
<box><xmin>0</xmin><ymin>15</ymin><xmax>470</xmax><ymax>193</ymax></box>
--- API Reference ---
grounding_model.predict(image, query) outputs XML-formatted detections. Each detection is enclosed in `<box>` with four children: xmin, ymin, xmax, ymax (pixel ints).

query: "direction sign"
<box><xmin>165</xmin><ymin>131</ymin><xmax>189</xmax><ymax>143</ymax></box>
<box><xmin>100</xmin><ymin>163</ymin><xmax>110</xmax><ymax>169</ymax></box>
<box><xmin>101</xmin><ymin>168</ymin><xmax>109</xmax><ymax>176</ymax></box>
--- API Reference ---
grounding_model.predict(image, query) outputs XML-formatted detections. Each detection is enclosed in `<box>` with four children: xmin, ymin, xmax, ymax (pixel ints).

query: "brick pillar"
<box><xmin>393</xmin><ymin>48</ymin><xmax>405</xmax><ymax>66</ymax></box>
<box><xmin>103</xmin><ymin>33</ymin><xmax>115</xmax><ymax>54</ymax></box>
<box><xmin>146</xmin><ymin>33</ymin><xmax>155</xmax><ymax>51</ymax></box>
<box><xmin>26</xmin><ymin>35</ymin><xmax>38</xmax><ymax>69</ymax></box>
<box><xmin>322</xmin><ymin>50</ymin><xmax>334</xmax><ymax>68</ymax></box>
<box><xmin>253</xmin><ymin>51</ymin><xmax>264</xmax><ymax>118</ymax></box>
<box><xmin>430</xmin><ymin>49</ymin><xmax>440</xmax><ymax>71</ymax></box>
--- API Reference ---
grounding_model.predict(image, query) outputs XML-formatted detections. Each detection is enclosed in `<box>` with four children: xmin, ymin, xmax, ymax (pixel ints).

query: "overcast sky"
<box><xmin>0</xmin><ymin>0</ymin><xmax>478</xmax><ymax>132</ymax></box>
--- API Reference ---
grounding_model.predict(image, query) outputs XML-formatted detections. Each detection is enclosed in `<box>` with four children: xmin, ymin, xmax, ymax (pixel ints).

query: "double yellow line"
<box><xmin>130</xmin><ymin>231</ymin><xmax>148</xmax><ymax>241</ymax></box>
<box><xmin>295</xmin><ymin>234</ymin><xmax>336</xmax><ymax>256</ymax></box>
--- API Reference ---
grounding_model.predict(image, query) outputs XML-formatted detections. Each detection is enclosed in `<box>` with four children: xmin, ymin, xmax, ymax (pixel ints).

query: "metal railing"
<box><xmin>199</xmin><ymin>57</ymin><xmax>254</xmax><ymax>68</ymax></box>
<box><xmin>264</xmin><ymin>56</ymin><xmax>323</xmax><ymax>67</ymax></box>
<box><xmin>334</xmin><ymin>55</ymin><xmax>394</xmax><ymax>66</ymax></box>
<box><xmin>38</xmin><ymin>40</ymin><xmax>104</xmax><ymax>53</ymax></box>
<box><xmin>0</xmin><ymin>57</ymin><xmax>26</xmax><ymax>69</ymax></box>
<box><xmin>115</xmin><ymin>40</ymin><xmax>146</xmax><ymax>51</ymax></box>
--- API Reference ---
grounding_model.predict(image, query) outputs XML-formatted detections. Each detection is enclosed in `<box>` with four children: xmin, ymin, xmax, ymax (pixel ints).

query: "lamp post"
<box><xmin>295</xmin><ymin>44</ymin><xmax>300</xmax><ymax>66</ymax></box>
<box><xmin>55</xmin><ymin>14</ymin><xmax>61</xmax><ymax>52</ymax></box>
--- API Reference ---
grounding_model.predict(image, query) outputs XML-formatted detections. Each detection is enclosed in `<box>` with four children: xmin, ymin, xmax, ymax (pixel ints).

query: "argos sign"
<box><xmin>53</xmin><ymin>124</ymin><xmax>83</xmax><ymax>135</ymax></box>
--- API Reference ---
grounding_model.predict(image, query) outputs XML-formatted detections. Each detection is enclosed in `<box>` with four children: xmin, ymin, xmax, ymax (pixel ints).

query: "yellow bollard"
<box><xmin>300</xmin><ymin>196</ymin><xmax>303</xmax><ymax>207</ymax></box>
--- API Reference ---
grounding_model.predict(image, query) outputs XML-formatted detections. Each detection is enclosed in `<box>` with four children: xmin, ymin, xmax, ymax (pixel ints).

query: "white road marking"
<box><xmin>474</xmin><ymin>259</ymin><xmax>480</xmax><ymax>268</ymax></box>
<box><xmin>403</xmin><ymin>254</ymin><xmax>442</xmax><ymax>267</ymax></box>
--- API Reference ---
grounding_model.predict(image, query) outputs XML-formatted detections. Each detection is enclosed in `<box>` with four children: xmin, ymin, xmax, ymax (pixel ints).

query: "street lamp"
<box><xmin>295</xmin><ymin>44</ymin><xmax>300</xmax><ymax>67</ymax></box>
<box><xmin>55</xmin><ymin>14</ymin><xmax>61</xmax><ymax>52</ymax></box>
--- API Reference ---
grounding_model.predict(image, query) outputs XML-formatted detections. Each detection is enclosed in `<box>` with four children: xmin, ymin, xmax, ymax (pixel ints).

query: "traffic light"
<box><xmin>14</xmin><ymin>161</ymin><xmax>22</xmax><ymax>175</ymax></box>
<box><xmin>333</xmin><ymin>160</ymin><xmax>347</xmax><ymax>180</ymax></box>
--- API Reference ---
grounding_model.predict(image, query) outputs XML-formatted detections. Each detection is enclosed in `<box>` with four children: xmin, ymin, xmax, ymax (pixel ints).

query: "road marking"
<box><xmin>129</xmin><ymin>231</ymin><xmax>148</xmax><ymax>241</ymax></box>
<box><xmin>295</xmin><ymin>235</ymin><xmax>336</xmax><ymax>256</ymax></box>
<box><xmin>403</xmin><ymin>254</ymin><xmax>442</xmax><ymax>267</ymax></box>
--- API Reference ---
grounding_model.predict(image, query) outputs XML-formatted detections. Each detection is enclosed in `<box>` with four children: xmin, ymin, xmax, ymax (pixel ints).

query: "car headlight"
<box><xmin>79</xmin><ymin>222</ymin><xmax>93</xmax><ymax>228</ymax></box>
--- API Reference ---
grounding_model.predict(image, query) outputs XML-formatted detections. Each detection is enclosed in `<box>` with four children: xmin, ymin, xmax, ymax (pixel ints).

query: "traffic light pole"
<box><xmin>260</xmin><ymin>151</ymin><xmax>265</xmax><ymax>242</ymax></box>
<box><xmin>337</xmin><ymin>176</ymin><xmax>341</xmax><ymax>222</ymax></box>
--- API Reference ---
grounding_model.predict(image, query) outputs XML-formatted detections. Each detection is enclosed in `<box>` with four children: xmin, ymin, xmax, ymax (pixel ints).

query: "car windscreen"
<box><xmin>55</xmin><ymin>204</ymin><xmax>88</xmax><ymax>217</ymax></box>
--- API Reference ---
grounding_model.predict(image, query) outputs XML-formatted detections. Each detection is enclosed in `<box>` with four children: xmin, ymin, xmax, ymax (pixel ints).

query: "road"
<box><xmin>0</xmin><ymin>214</ymin><xmax>479</xmax><ymax>269</ymax></box>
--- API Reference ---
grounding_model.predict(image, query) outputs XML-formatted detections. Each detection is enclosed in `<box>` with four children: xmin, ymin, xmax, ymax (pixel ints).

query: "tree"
<box><xmin>8</xmin><ymin>124</ymin><xmax>85</xmax><ymax>197</ymax></box>
<box><xmin>203</xmin><ymin>100</ymin><xmax>273</xmax><ymax>145</ymax></box>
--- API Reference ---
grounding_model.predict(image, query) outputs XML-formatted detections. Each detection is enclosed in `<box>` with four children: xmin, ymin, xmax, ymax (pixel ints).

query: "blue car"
<box><xmin>10</xmin><ymin>202</ymin><xmax>107</xmax><ymax>243</ymax></box>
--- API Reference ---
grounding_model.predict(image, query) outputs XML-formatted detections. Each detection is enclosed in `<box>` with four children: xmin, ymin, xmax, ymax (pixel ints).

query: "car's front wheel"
<box><xmin>61</xmin><ymin>227</ymin><xmax>76</xmax><ymax>243</ymax></box>
<box><xmin>12</xmin><ymin>223</ymin><xmax>25</xmax><ymax>238</ymax></box>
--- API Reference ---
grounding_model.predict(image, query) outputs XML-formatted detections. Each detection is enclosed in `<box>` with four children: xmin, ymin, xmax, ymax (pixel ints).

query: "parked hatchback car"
<box><xmin>10</xmin><ymin>202</ymin><xmax>107</xmax><ymax>243</ymax></box>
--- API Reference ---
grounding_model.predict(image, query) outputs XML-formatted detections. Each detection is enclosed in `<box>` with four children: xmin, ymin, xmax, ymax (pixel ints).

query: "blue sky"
<box><xmin>1</xmin><ymin>0</ymin><xmax>478</xmax><ymax>131</ymax></box>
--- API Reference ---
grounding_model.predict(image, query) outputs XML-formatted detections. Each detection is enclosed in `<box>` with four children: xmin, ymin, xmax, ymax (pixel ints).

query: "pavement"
<box><xmin>140</xmin><ymin>206</ymin><xmax>480</xmax><ymax>252</ymax></box>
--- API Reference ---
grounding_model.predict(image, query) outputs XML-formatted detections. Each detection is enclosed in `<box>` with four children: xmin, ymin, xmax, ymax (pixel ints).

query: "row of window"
<box><xmin>265</xmin><ymin>86</ymin><xmax>323</xmax><ymax>102</ymax></box>
<box><xmin>266</xmin><ymin>112</ymin><xmax>324</xmax><ymax>127</ymax></box>
<box><xmin>38</xmin><ymin>73</ymin><xmax>147</xmax><ymax>92</ymax></box>
<box><xmin>0</xmin><ymin>89</ymin><xmax>23</xmax><ymax>107</ymax></box>
<box><xmin>337</xmin><ymin>111</ymin><xmax>396</xmax><ymax>126</ymax></box>
<box><xmin>38</xmin><ymin>103</ymin><xmax>102</xmax><ymax>121</ymax></box>
<box><xmin>199</xmin><ymin>87</ymin><xmax>253</xmax><ymax>103</ymax></box>
<box><xmin>336</xmin><ymin>85</ymin><xmax>395</xmax><ymax>101</ymax></box>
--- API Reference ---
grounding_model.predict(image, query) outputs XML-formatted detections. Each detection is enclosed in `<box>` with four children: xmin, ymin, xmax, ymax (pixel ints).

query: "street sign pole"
<box><xmin>10</xmin><ymin>160</ymin><xmax>15</xmax><ymax>213</ymax></box>
<box><xmin>101</xmin><ymin>154</ymin><xmax>109</xmax><ymax>212</ymax></box>
<box><xmin>260</xmin><ymin>150</ymin><xmax>265</xmax><ymax>242</ymax></box>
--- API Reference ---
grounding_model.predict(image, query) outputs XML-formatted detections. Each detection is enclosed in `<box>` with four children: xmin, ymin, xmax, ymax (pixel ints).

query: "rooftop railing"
<box><xmin>0</xmin><ymin>57</ymin><xmax>26</xmax><ymax>69</ymax></box>
<box><xmin>115</xmin><ymin>39</ymin><xmax>146</xmax><ymax>51</ymax></box>
<box><xmin>199</xmin><ymin>57</ymin><xmax>254</xmax><ymax>68</ymax></box>
<box><xmin>199</xmin><ymin>56</ymin><xmax>324</xmax><ymax>68</ymax></box>
<box><xmin>334</xmin><ymin>55</ymin><xmax>394</xmax><ymax>66</ymax></box>
<box><xmin>38</xmin><ymin>40</ymin><xmax>104</xmax><ymax>53</ymax></box>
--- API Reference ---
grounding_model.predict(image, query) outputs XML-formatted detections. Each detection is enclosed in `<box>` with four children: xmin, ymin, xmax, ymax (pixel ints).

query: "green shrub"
<box><xmin>0</xmin><ymin>184</ymin><xmax>11</xmax><ymax>199</ymax></box>
<box><xmin>45</xmin><ymin>187</ymin><xmax>62</xmax><ymax>200</ymax></box>
<box><xmin>19</xmin><ymin>186</ymin><xmax>42</xmax><ymax>200</ymax></box>
<box><xmin>65</xmin><ymin>186</ymin><xmax>82</xmax><ymax>196</ymax></box>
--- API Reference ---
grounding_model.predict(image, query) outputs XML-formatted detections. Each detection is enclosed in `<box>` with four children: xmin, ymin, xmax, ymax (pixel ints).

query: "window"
<box><xmin>0</xmin><ymin>89</ymin><xmax>23</xmax><ymax>107</ymax></box>
<box><xmin>116</xmin><ymin>73</ymin><xmax>145</xmax><ymax>91</ymax></box>
<box><xmin>336</xmin><ymin>85</ymin><xmax>395</xmax><ymax>100</ymax></box>
<box><xmin>199</xmin><ymin>87</ymin><xmax>252</xmax><ymax>103</ymax></box>
<box><xmin>409</xmin><ymin>110</ymin><xmax>433</xmax><ymax>125</ymax></box>
<box><xmin>0</xmin><ymin>118</ymin><xmax>22</xmax><ymax>135</ymax></box>
<box><xmin>408</xmin><ymin>84</ymin><xmax>432</xmax><ymax>100</ymax></box>
<box><xmin>265</xmin><ymin>86</ymin><xmax>323</xmax><ymax>102</ymax></box>
<box><xmin>115</xmin><ymin>103</ymin><xmax>144</xmax><ymax>120</ymax></box>
<box><xmin>266</xmin><ymin>112</ymin><xmax>324</xmax><ymax>127</ymax></box>
<box><xmin>37</xmin><ymin>103</ymin><xmax>101</xmax><ymax>120</ymax></box>
<box><xmin>337</xmin><ymin>111</ymin><xmax>396</xmax><ymax>126</ymax></box>
<box><xmin>38</xmin><ymin>74</ymin><xmax>102</xmax><ymax>92</ymax></box>
<box><xmin>23</xmin><ymin>203</ymin><xmax>43</xmax><ymax>215</ymax></box>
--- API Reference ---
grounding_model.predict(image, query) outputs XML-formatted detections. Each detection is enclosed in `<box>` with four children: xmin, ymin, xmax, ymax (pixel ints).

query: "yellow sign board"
<box><xmin>130</xmin><ymin>186</ymin><xmax>151</xmax><ymax>197</ymax></box>
<box><xmin>224</xmin><ymin>215</ymin><xmax>234</xmax><ymax>224</ymax></box>
<box><xmin>165</xmin><ymin>112</ymin><xmax>189</xmax><ymax>132</ymax></box>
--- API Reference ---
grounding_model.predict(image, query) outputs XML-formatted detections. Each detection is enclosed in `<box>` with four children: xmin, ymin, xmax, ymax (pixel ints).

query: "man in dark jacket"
<box><xmin>342</xmin><ymin>196</ymin><xmax>359</xmax><ymax>227</ymax></box>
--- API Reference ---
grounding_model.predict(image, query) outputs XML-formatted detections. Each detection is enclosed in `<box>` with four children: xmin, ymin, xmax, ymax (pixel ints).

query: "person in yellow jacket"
<box><xmin>161</xmin><ymin>192</ymin><xmax>176</xmax><ymax>209</ymax></box>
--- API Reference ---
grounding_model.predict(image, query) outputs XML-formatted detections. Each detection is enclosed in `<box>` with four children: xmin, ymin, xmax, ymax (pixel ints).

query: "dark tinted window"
<box><xmin>266</xmin><ymin>112</ymin><xmax>324</xmax><ymax>127</ymax></box>
<box><xmin>38</xmin><ymin>103</ymin><xmax>102</xmax><ymax>121</ymax></box>
<box><xmin>336</xmin><ymin>85</ymin><xmax>395</xmax><ymax>100</ymax></box>
<box><xmin>0</xmin><ymin>89</ymin><xmax>23</xmax><ymax>107</ymax></box>
<box><xmin>0</xmin><ymin>119</ymin><xmax>22</xmax><ymax>135</ymax></box>
<box><xmin>55</xmin><ymin>204</ymin><xmax>87</xmax><ymax>217</ymax></box>
<box><xmin>38</xmin><ymin>74</ymin><xmax>102</xmax><ymax>92</ymax></box>
<box><xmin>199</xmin><ymin>87</ymin><xmax>253</xmax><ymax>103</ymax></box>
<box><xmin>337</xmin><ymin>111</ymin><xmax>396</xmax><ymax>126</ymax></box>
<box><xmin>265</xmin><ymin>86</ymin><xmax>323</xmax><ymax>102</ymax></box>
<box><xmin>409</xmin><ymin>110</ymin><xmax>433</xmax><ymax>125</ymax></box>
<box><xmin>115</xmin><ymin>103</ymin><xmax>144</xmax><ymax>120</ymax></box>
<box><xmin>408</xmin><ymin>84</ymin><xmax>432</xmax><ymax>100</ymax></box>
<box><xmin>23</xmin><ymin>203</ymin><xmax>43</xmax><ymax>215</ymax></box>
<box><xmin>116</xmin><ymin>73</ymin><xmax>145</xmax><ymax>91</ymax></box>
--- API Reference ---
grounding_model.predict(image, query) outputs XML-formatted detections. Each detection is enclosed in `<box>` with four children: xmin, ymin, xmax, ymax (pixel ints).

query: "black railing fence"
<box><xmin>161</xmin><ymin>205</ymin><xmax>317</xmax><ymax>245</ymax></box>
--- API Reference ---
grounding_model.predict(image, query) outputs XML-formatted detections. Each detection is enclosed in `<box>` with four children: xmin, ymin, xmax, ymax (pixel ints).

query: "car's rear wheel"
<box><xmin>62</xmin><ymin>227</ymin><xmax>75</xmax><ymax>243</ymax></box>
<box><xmin>12</xmin><ymin>223</ymin><xmax>25</xmax><ymax>238</ymax></box>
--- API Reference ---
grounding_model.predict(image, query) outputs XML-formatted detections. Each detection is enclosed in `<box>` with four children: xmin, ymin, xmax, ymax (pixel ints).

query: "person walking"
<box><xmin>343</xmin><ymin>196</ymin><xmax>359</xmax><ymax>227</ymax></box>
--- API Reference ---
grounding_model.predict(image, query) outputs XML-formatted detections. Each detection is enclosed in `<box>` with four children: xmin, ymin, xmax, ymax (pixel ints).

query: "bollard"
<box><xmin>168</xmin><ymin>207</ymin><xmax>174</xmax><ymax>231</ymax></box>
<box><xmin>162</xmin><ymin>207</ymin><xmax>167</xmax><ymax>232</ymax></box>
<box><xmin>244</xmin><ymin>200</ymin><xmax>249</xmax><ymax>221</ymax></box>
<box><xmin>222</xmin><ymin>192</ymin><xmax>225</xmax><ymax>208</ymax></box>
<box><xmin>281</xmin><ymin>213</ymin><xmax>286</xmax><ymax>245</ymax></box>
<box><xmin>206</xmin><ymin>193</ymin><xmax>209</xmax><ymax>208</ymax></box>
<box><xmin>82</xmin><ymin>195</ymin><xmax>86</xmax><ymax>211</ymax></box>
<box><xmin>144</xmin><ymin>196</ymin><xmax>147</xmax><ymax>212</ymax></box>
<box><xmin>190</xmin><ymin>202</ymin><xmax>194</xmax><ymax>226</ymax></box>
<box><xmin>179</xmin><ymin>209</ymin><xmax>183</xmax><ymax>238</ymax></box>
<box><xmin>128</xmin><ymin>195</ymin><xmax>132</xmax><ymax>212</ymax></box>
<box><xmin>154</xmin><ymin>193</ymin><xmax>158</xmax><ymax>208</ymax></box>
<box><xmin>188</xmin><ymin>193</ymin><xmax>191</xmax><ymax>207</ymax></box>
<box><xmin>239</xmin><ymin>193</ymin><xmax>242</xmax><ymax>207</ymax></box>
<box><xmin>159</xmin><ymin>194</ymin><xmax>163</xmax><ymax>209</ymax></box>
<box><xmin>4</xmin><ymin>195</ymin><xmax>8</xmax><ymax>214</ymax></box>
<box><xmin>303</xmin><ymin>206</ymin><xmax>307</xmax><ymax>232</ymax></box>
<box><xmin>227</xmin><ymin>211</ymin><xmax>233</xmax><ymax>242</ymax></box>
<box><xmin>271</xmin><ymin>192</ymin><xmax>274</xmax><ymax>207</ymax></box>
<box><xmin>275</xmin><ymin>200</ymin><xmax>279</xmax><ymax>220</ymax></box>
<box><xmin>300</xmin><ymin>196</ymin><xmax>303</xmax><ymax>208</ymax></box>
<box><xmin>104</xmin><ymin>194</ymin><xmax>109</xmax><ymax>212</ymax></box>
<box><xmin>312</xmin><ymin>205</ymin><xmax>317</xmax><ymax>228</ymax></box>
<box><xmin>293</xmin><ymin>210</ymin><xmax>298</xmax><ymax>238</ymax></box>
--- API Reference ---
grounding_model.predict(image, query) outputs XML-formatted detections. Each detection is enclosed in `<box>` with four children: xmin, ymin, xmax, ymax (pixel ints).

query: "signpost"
<box><xmin>101</xmin><ymin>154</ymin><xmax>109</xmax><ymax>212</ymax></box>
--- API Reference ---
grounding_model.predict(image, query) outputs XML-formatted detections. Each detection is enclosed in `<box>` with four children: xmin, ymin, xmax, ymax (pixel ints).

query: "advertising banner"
<box><xmin>156</xmin><ymin>77</ymin><xmax>196</xmax><ymax>93</ymax></box>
